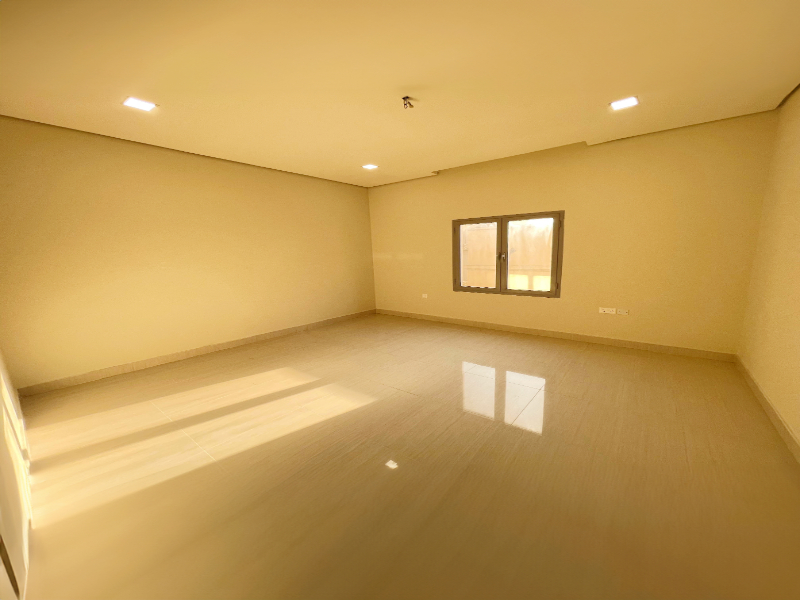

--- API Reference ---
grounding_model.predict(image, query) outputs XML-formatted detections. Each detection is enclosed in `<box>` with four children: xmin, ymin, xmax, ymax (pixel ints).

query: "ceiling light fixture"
<box><xmin>123</xmin><ymin>97</ymin><xmax>156</xmax><ymax>112</ymax></box>
<box><xmin>610</xmin><ymin>96</ymin><xmax>638</xmax><ymax>111</ymax></box>
<box><xmin>402</xmin><ymin>96</ymin><xmax>414</xmax><ymax>109</ymax></box>
<box><xmin>362</xmin><ymin>164</ymin><xmax>378</xmax><ymax>170</ymax></box>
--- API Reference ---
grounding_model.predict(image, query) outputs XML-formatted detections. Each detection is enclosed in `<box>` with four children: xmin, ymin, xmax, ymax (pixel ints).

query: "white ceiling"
<box><xmin>2</xmin><ymin>0</ymin><xmax>799</xmax><ymax>187</ymax></box>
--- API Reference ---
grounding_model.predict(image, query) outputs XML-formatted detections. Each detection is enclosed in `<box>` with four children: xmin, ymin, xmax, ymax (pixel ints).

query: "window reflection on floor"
<box><xmin>461</xmin><ymin>362</ymin><xmax>495</xmax><ymax>419</ymax></box>
<box><xmin>513</xmin><ymin>387</ymin><xmax>544</xmax><ymax>434</ymax></box>
<box><xmin>461</xmin><ymin>362</ymin><xmax>545</xmax><ymax>434</ymax></box>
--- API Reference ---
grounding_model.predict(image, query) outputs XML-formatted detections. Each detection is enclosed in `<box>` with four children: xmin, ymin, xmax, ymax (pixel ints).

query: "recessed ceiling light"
<box><xmin>362</xmin><ymin>164</ymin><xmax>378</xmax><ymax>170</ymax></box>
<box><xmin>610</xmin><ymin>96</ymin><xmax>638</xmax><ymax>111</ymax></box>
<box><xmin>123</xmin><ymin>97</ymin><xmax>156</xmax><ymax>112</ymax></box>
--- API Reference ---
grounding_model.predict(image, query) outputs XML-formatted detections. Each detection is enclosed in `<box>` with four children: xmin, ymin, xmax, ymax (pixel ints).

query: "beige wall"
<box><xmin>369</xmin><ymin>112</ymin><xmax>778</xmax><ymax>354</ymax></box>
<box><xmin>0</xmin><ymin>117</ymin><xmax>375</xmax><ymax>388</ymax></box>
<box><xmin>0</xmin><ymin>109</ymin><xmax>788</xmax><ymax>391</ymax></box>
<box><xmin>739</xmin><ymin>92</ymin><xmax>800</xmax><ymax>443</ymax></box>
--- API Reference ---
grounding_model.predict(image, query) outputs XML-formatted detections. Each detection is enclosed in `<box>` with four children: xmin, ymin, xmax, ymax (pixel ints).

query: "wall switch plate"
<box><xmin>599</xmin><ymin>307</ymin><xmax>616</xmax><ymax>314</ymax></box>
<box><xmin>616</xmin><ymin>309</ymin><xmax>629</xmax><ymax>315</ymax></box>
<box><xmin>422</xmin><ymin>294</ymin><xmax>428</xmax><ymax>298</ymax></box>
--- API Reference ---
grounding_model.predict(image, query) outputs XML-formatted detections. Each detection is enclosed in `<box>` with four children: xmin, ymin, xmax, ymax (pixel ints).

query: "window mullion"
<box><xmin>498</xmin><ymin>217</ymin><xmax>507</xmax><ymax>292</ymax></box>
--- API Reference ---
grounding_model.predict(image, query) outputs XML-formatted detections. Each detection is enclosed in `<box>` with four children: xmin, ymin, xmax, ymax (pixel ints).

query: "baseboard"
<box><xmin>18</xmin><ymin>309</ymin><xmax>376</xmax><ymax>397</ymax></box>
<box><xmin>376</xmin><ymin>308</ymin><xmax>735</xmax><ymax>362</ymax></box>
<box><xmin>735</xmin><ymin>356</ymin><xmax>800</xmax><ymax>464</ymax></box>
<box><xmin>19</xmin><ymin>307</ymin><xmax>737</xmax><ymax>397</ymax></box>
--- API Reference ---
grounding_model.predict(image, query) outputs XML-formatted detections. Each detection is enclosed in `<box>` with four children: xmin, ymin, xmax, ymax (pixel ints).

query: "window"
<box><xmin>452</xmin><ymin>211</ymin><xmax>564</xmax><ymax>297</ymax></box>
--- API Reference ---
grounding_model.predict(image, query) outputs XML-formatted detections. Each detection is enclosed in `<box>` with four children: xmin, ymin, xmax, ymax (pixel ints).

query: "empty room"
<box><xmin>2</xmin><ymin>1</ymin><xmax>800</xmax><ymax>598</ymax></box>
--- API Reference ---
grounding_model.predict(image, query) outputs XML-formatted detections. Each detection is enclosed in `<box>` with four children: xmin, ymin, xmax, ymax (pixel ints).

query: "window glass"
<box><xmin>460</xmin><ymin>222</ymin><xmax>497</xmax><ymax>288</ymax></box>
<box><xmin>506</xmin><ymin>217</ymin><xmax>553</xmax><ymax>292</ymax></box>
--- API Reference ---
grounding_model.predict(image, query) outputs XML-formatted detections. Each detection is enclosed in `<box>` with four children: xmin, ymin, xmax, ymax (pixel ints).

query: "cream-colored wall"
<box><xmin>739</xmin><ymin>92</ymin><xmax>800</xmax><ymax>442</ymax></box>
<box><xmin>369</xmin><ymin>112</ymin><xmax>777</xmax><ymax>354</ymax></box>
<box><xmin>0</xmin><ymin>116</ymin><xmax>375</xmax><ymax>388</ymax></box>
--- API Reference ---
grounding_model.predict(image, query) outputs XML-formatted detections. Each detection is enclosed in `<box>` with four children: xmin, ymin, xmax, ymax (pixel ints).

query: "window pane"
<box><xmin>507</xmin><ymin>217</ymin><xmax>553</xmax><ymax>292</ymax></box>
<box><xmin>460</xmin><ymin>222</ymin><xmax>497</xmax><ymax>288</ymax></box>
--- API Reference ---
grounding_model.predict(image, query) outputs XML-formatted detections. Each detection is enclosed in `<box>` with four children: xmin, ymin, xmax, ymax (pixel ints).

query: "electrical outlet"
<box><xmin>599</xmin><ymin>307</ymin><xmax>616</xmax><ymax>314</ymax></box>
<box><xmin>617</xmin><ymin>308</ymin><xmax>629</xmax><ymax>316</ymax></box>
<box><xmin>422</xmin><ymin>293</ymin><xmax>428</xmax><ymax>298</ymax></box>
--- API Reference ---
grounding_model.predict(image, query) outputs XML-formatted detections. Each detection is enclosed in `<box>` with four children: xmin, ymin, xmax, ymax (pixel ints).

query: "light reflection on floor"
<box><xmin>27</xmin><ymin>368</ymin><xmax>318</xmax><ymax>461</ymax></box>
<box><xmin>461</xmin><ymin>362</ymin><xmax>545</xmax><ymax>434</ymax></box>
<box><xmin>28</xmin><ymin>369</ymin><xmax>375</xmax><ymax>527</ymax></box>
<box><xmin>461</xmin><ymin>362</ymin><xmax>495</xmax><ymax>419</ymax></box>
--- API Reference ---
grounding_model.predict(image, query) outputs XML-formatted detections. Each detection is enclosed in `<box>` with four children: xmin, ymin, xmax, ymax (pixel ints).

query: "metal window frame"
<box><xmin>452</xmin><ymin>210</ymin><xmax>564</xmax><ymax>298</ymax></box>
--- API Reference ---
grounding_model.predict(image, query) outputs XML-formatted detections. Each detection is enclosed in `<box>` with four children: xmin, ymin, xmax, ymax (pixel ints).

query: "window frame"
<box><xmin>452</xmin><ymin>210</ymin><xmax>564</xmax><ymax>298</ymax></box>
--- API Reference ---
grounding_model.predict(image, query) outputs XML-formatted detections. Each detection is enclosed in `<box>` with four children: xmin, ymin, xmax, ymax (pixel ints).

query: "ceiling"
<box><xmin>2</xmin><ymin>1</ymin><xmax>799</xmax><ymax>187</ymax></box>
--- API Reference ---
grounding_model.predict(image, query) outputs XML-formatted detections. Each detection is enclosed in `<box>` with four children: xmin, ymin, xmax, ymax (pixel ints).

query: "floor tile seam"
<box><xmin>179</xmin><ymin>429</ymin><xmax>219</xmax><ymax>464</ymax></box>
<box><xmin>382</xmin><ymin>384</ymin><xmax>422</xmax><ymax>397</ymax></box>
<box><xmin>152</xmin><ymin>397</ymin><xmax>220</xmax><ymax>463</ymax></box>
<box><xmin>149</xmin><ymin>399</ymin><xmax>175</xmax><ymax>423</ymax></box>
<box><xmin>367</xmin><ymin>426</ymin><xmax>506</xmax><ymax>561</ymax></box>
<box><xmin>507</xmin><ymin>393</ymin><xmax>541</xmax><ymax>428</ymax></box>
<box><xmin>356</xmin><ymin>373</ymin><xmax>423</xmax><ymax>396</ymax></box>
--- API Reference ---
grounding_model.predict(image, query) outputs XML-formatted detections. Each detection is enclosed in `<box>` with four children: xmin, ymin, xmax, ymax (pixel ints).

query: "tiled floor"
<box><xmin>22</xmin><ymin>314</ymin><xmax>800</xmax><ymax>599</ymax></box>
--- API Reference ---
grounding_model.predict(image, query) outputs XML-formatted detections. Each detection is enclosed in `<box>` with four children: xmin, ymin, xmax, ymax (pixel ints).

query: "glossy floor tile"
<box><xmin>21</xmin><ymin>315</ymin><xmax>800</xmax><ymax>599</ymax></box>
